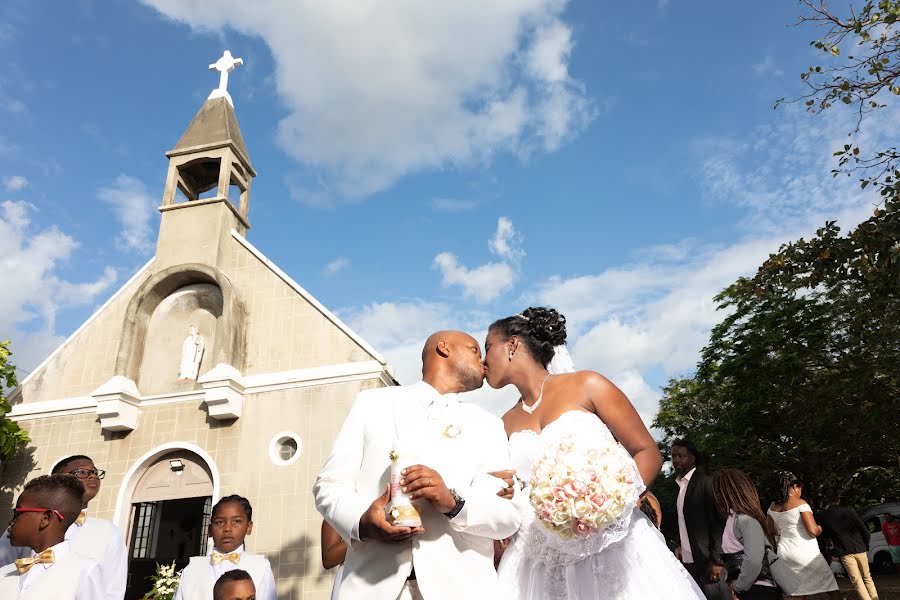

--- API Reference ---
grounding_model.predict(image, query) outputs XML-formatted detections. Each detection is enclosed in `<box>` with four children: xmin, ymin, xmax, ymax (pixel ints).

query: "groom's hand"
<box><xmin>359</xmin><ymin>484</ymin><xmax>425</xmax><ymax>543</ymax></box>
<box><xmin>401</xmin><ymin>465</ymin><xmax>456</xmax><ymax>513</ymax></box>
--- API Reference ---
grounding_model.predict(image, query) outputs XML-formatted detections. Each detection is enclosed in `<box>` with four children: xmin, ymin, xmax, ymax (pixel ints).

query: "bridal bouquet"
<box><xmin>529</xmin><ymin>435</ymin><xmax>643</xmax><ymax>541</ymax></box>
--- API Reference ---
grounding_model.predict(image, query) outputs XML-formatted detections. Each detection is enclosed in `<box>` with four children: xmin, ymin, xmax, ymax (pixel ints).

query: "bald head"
<box><xmin>421</xmin><ymin>330</ymin><xmax>484</xmax><ymax>394</ymax></box>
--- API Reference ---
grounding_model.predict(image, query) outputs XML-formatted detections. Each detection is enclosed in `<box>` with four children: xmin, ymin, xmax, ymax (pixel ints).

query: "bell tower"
<box><xmin>156</xmin><ymin>51</ymin><xmax>257</xmax><ymax>268</ymax></box>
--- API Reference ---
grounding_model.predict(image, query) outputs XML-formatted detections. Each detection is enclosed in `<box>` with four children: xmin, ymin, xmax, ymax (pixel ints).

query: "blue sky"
<box><xmin>1</xmin><ymin>1</ymin><xmax>894</xmax><ymax>419</ymax></box>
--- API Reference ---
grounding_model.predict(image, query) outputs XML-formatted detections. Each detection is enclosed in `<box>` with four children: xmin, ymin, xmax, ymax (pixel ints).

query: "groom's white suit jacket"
<box><xmin>314</xmin><ymin>381</ymin><xmax>521</xmax><ymax>600</ymax></box>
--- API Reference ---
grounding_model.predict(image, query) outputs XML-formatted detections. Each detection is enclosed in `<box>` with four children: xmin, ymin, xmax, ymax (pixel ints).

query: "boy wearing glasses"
<box><xmin>0</xmin><ymin>474</ymin><xmax>103</xmax><ymax>599</ymax></box>
<box><xmin>51</xmin><ymin>455</ymin><xmax>127</xmax><ymax>600</ymax></box>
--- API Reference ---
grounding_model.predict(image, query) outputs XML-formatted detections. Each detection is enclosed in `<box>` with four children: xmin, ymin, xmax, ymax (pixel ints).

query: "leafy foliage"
<box><xmin>778</xmin><ymin>1</ymin><xmax>900</xmax><ymax>200</ymax></box>
<box><xmin>654</xmin><ymin>200</ymin><xmax>900</xmax><ymax>508</ymax></box>
<box><xmin>0</xmin><ymin>341</ymin><xmax>29</xmax><ymax>461</ymax></box>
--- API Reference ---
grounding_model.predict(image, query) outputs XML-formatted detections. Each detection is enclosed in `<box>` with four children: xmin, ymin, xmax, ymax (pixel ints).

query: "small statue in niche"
<box><xmin>177</xmin><ymin>324</ymin><xmax>205</xmax><ymax>381</ymax></box>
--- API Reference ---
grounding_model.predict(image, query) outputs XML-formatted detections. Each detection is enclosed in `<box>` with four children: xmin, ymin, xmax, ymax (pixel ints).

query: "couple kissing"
<box><xmin>313</xmin><ymin>307</ymin><xmax>705</xmax><ymax>600</ymax></box>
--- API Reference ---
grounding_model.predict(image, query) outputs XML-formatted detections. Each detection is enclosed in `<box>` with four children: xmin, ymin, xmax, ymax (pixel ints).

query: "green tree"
<box><xmin>780</xmin><ymin>0</ymin><xmax>900</xmax><ymax>200</ymax></box>
<box><xmin>654</xmin><ymin>202</ymin><xmax>900</xmax><ymax>507</ymax></box>
<box><xmin>0</xmin><ymin>341</ymin><xmax>30</xmax><ymax>461</ymax></box>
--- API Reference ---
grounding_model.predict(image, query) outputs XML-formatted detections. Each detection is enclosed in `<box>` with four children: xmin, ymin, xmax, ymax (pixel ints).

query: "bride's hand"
<box><xmin>488</xmin><ymin>469</ymin><xmax>516</xmax><ymax>499</ymax></box>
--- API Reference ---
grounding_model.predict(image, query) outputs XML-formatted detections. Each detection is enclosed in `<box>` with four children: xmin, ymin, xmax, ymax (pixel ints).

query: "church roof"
<box><xmin>168</xmin><ymin>96</ymin><xmax>254</xmax><ymax>173</ymax></box>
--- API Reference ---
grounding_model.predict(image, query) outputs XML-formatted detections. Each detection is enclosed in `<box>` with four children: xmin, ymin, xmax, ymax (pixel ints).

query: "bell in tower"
<box><xmin>158</xmin><ymin>51</ymin><xmax>256</xmax><ymax>244</ymax></box>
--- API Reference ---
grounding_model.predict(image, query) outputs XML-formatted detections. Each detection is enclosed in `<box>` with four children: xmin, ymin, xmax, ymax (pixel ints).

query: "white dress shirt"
<box><xmin>65</xmin><ymin>511</ymin><xmax>127</xmax><ymax>600</ymax></box>
<box><xmin>17</xmin><ymin>540</ymin><xmax>104</xmax><ymax>600</ymax></box>
<box><xmin>173</xmin><ymin>544</ymin><xmax>276</xmax><ymax>600</ymax></box>
<box><xmin>676</xmin><ymin>467</ymin><xmax>697</xmax><ymax>564</ymax></box>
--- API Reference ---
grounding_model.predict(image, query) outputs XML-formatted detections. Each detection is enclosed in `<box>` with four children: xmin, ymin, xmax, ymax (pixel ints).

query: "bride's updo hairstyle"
<box><xmin>489</xmin><ymin>306</ymin><xmax>567</xmax><ymax>368</ymax></box>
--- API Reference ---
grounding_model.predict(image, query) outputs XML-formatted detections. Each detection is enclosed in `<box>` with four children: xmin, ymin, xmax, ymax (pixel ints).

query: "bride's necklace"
<box><xmin>521</xmin><ymin>373</ymin><xmax>552</xmax><ymax>414</ymax></box>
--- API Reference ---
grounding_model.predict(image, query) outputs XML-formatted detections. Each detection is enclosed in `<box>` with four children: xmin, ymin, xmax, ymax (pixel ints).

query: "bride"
<box><xmin>485</xmin><ymin>307</ymin><xmax>704</xmax><ymax>599</ymax></box>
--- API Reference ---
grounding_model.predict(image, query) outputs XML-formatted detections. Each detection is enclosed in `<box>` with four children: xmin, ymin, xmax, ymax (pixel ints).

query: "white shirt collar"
<box><xmin>211</xmin><ymin>543</ymin><xmax>244</xmax><ymax>555</ymax></box>
<box><xmin>32</xmin><ymin>539</ymin><xmax>70</xmax><ymax>559</ymax></box>
<box><xmin>676</xmin><ymin>467</ymin><xmax>696</xmax><ymax>485</ymax></box>
<box><xmin>414</xmin><ymin>380</ymin><xmax>458</xmax><ymax>409</ymax></box>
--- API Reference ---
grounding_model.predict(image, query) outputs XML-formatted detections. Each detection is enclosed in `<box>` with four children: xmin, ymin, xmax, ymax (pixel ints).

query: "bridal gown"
<box><xmin>497</xmin><ymin>411</ymin><xmax>704</xmax><ymax>599</ymax></box>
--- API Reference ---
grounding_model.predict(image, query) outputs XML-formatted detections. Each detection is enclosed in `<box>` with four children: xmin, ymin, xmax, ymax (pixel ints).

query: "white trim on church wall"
<box><xmin>8</xmin><ymin>360</ymin><xmax>388</xmax><ymax>421</ymax></box>
<box><xmin>112</xmin><ymin>442</ymin><xmax>221</xmax><ymax>535</ymax></box>
<box><xmin>9</xmin><ymin>259</ymin><xmax>156</xmax><ymax>400</ymax></box>
<box><xmin>230</xmin><ymin>230</ymin><xmax>392</xmax><ymax>370</ymax></box>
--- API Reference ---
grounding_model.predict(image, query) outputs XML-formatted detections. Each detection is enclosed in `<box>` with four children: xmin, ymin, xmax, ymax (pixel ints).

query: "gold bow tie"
<box><xmin>75</xmin><ymin>511</ymin><xmax>87</xmax><ymax>526</ymax></box>
<box><xmin>210</xmin><ymin>551</ymin><xmax>240</xmax><ymax>565</ymax></box>
<box><xmin>15</xmin><ymin>549</ymin><xmax>55</xmax><ymax>574</ymax></box>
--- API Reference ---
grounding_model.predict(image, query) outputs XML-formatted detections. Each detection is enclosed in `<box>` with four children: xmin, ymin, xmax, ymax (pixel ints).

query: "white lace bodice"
<box><xmin>509</xmin><ymin>410</ymin><xmax>618</xmax><ymax>476</ymax></box>
<box><xmin>498</xmin><ymin>411</ymin><xmax>704</xmax><ymax>599</ymax></box>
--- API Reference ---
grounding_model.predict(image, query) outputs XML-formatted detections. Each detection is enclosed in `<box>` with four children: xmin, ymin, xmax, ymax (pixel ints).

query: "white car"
<box><xmin>830</xmin><ymin>503</ymin><xmax>900</xmax><ymax>576</ymax></box>
<box><xmin>860</xmin><ymin>503</ymin><xmax>900</xmax><ymax>574</ymax></box>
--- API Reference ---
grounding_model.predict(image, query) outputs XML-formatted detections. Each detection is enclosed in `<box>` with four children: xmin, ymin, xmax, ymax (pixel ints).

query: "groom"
<box><xmin>314</xmin><ymin>330</ymin><xmax>521</xmax><ymax>600</ymax></box>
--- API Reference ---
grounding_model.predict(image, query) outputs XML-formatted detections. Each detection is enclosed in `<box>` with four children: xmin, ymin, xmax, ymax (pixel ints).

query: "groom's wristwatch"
<box><xmin>443</xmin><ymin>488</ymin><xmax>465</xmax><ymax>519</ymax></box>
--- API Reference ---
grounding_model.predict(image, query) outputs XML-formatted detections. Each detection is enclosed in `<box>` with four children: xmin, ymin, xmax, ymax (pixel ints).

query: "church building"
<box><xmin>3</xmin><ymin>52</ymin><xmax>394</xmax><ymax>599</ymax></box>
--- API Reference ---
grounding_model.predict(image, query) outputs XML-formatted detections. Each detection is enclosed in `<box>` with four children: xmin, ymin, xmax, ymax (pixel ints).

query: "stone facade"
<box><xmin>2</xmin><ymin>86</ymin><xmax>394</xmax><ymax>599</ymax></box>
<box><xmin>3</xmin><ymin>378</ymin><xmax>380</xmax><ymax>599</ymax></box>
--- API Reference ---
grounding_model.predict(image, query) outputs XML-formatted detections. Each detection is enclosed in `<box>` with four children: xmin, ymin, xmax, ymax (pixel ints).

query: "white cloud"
<box><xmin>141</xmin><ymin>0</ymin><xmax>594</xmax><ymax>198</ymax></box>
<box><xmin>488</xmin><ymin>216</ymin><xmax>525</xmax><ymax>261</ymax></box>
<box><xmin>434</xmin><ymin>217</ymin><xmax>524</xmax><ymax>303</ymax></box>
<box><xmin>433</xmin><ymin>253</ymin><xmax>517</xmax><ymax>304</ymax></box>
<box><xmin>0</xmin><ymin>201</ymin><xmax>117</xmax><ymax>372</ymax></box>
<box><xmin>323</xmin><ymin>256</ymin><xmax>349</xmax><ymax>276</ymax></box>
<box><xmin>96</xmin><ymin>175</ymin><xmax>158</xmax><ymax>254</ymax></box>
<box><xmin>608</xmin><ymin>369</ymin><xmax>660</xmax><ymax>430</ymax></box>
<box><xmin>3</xmin><ymin>175</ymin><xmax>27</xmax><ymax>192</ymax></box>
<box><xmin>532</xmin><ymin>104</ymin><xmax>890</xmax><ymax>426</ymax></box>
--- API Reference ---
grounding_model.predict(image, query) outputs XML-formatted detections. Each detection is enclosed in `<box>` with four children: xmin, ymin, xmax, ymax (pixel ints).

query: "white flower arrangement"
<box><xmin>142</xmin><ymin>561</ymin><xmax>182</xmax><ymax>600</ymax></box>
<box><xmin>442</xmin><ymin>423</ymin><xmax>461</xmax><ymax>439</ymax></box>
<box><xmin>529</xmin><ymin>435</ymin><xmax>642</xmax><ymax>541</ymax></box>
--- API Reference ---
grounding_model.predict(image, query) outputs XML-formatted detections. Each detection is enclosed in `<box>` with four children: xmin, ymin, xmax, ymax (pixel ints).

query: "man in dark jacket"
<box><xmin>819</xmin><ymin>495</ymin><xmax>879</xmax><ymax>600</ymax></box>
<box><xmin>671</xmin><ymin>440</ymin><xmax>728</xmax><ymax>600</ymax></box>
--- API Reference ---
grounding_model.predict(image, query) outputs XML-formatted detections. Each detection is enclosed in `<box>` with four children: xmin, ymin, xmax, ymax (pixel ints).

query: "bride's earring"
<box><xmin>508</xmin><ymin>351</ymin><xmax>513</xmax><ymax>361</ymax></box>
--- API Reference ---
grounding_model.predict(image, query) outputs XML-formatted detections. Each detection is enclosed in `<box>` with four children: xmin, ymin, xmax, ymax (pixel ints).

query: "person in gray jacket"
<box><xmin>711</xmin><ymin>469</ymin><xmax>781</xmax><ymax>600</ymax></box>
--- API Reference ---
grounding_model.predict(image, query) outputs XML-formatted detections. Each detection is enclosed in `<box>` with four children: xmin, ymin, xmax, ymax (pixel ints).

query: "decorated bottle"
<box><xmin>387</xmin><ymin>448</ymin><xmax>422</xmax><ymax>527</ymax></box>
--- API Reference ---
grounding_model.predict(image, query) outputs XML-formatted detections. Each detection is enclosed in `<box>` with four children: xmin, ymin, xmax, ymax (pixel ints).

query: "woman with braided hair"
<box><xmin>485</xmin><ymin>306</ymin><xmax>703</xmax><ymax>599</ymax></box>
<box><xmin>766</xmin><ymin>472</ymin><xmax>839</xmax><ymax>599</ymax></box>
<box><xmin>711</xmin><ymin>469</ymin><xmax>781</xmax><ymax>599</ymax></box>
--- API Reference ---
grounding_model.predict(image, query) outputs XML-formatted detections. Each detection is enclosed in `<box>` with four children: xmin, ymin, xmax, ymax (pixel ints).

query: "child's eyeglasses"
<box><xmin>66</xmin><ymin>468</ymin><xmax>106</xmax><ymax>480</ymax></box>
<box><xmin>10</xmin><ymin>507</ymin><xmax>65</xmax><ymax>523</ymax></box>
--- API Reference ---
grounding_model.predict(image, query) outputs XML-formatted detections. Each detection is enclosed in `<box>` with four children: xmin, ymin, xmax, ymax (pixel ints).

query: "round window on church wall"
<box><xmin>268</xmin><ymin>431</ymin><xmax>302</xmax><ymax>466</ymax></box>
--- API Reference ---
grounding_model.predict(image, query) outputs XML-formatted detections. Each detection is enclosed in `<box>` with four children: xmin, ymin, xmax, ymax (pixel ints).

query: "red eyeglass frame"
<box><xmin>12</xmin><ymin>507</ymin><xmax>65</xmax><ymax>521</ymax></box>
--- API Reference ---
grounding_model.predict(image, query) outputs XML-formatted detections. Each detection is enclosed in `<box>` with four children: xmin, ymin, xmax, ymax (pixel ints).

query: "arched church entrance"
<box><xmin>120</xmin><ymin>447</ymin><xmax>216</xmax><ymax>600</ymax></box>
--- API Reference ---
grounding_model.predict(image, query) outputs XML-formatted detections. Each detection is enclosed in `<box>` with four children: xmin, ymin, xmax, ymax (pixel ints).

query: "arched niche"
<box><xmin>115</xmin><ymin>263</ymin><xmax>247</xmax><ymax>385</ymax></box>
<box><xmin>138</xmin><ymin>283</ymin><xmax>222</xmax><ymax>394</ymax></box>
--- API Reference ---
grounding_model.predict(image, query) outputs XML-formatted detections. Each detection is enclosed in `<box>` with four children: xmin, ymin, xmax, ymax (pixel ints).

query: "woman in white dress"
<box><xmin>766</xmin><ymin>472</ymin><xmax>840</xmax><ymax>600</ymax></box>
<box><xmin>485</xmin><ymin>306</ymin><xmax>704</xmax><ymax>599</ymax></box>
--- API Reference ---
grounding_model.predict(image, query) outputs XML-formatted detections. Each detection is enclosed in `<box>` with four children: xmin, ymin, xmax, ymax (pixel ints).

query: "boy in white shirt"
<box><xmin>0</xmin><ymin>454</ymin><xmax>127</xmax><ymax>600</ymax></box>
<box><xmin>52</xmin><ymin>454</ymin><xmax>127</xmax><ymax>600</ymax></box>
<box><xmin>0</xmin><ymin>474</ymin><xmax>103</xmax><ymax>599</ymax></box>
<box><xmin>174</xmin><ymin>495</ymin><xmax>276</xmax><ymax>600</ymax></box>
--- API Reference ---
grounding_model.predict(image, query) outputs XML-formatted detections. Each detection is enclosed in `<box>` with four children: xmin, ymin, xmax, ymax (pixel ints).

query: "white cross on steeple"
<box><xmin>208</xmin><ymin>50</ymin><xmax>244</xmax><ymax>107</ymax></box>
